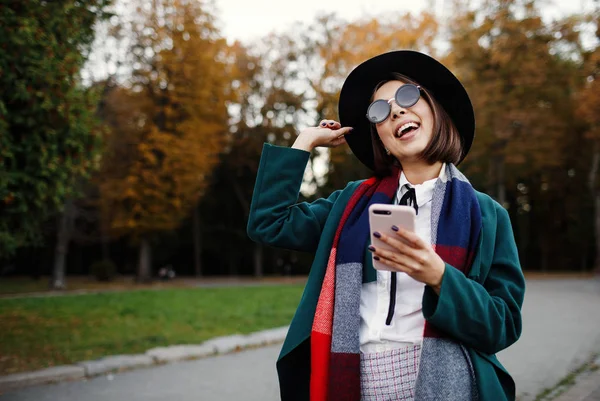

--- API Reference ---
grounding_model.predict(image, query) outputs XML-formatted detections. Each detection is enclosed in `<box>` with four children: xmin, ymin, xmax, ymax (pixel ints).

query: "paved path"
<box><xmin>2</xmin><ymin>278</ymin><xmax>600</xmax><ymax>401</ymax></box>
<box><xmin>554</xmin><ymin>360</ymin><xmax>600</xmax><ymax>401</ymax></box>
<box><xmin>0</xmin><ymin>346</ymin><xmax>282</xmax><ymax>401</ymax></box>
<box><xmin>498</xmin><ymin>279</ymin><xmax>600</xmax><ymax>400</ymax></box>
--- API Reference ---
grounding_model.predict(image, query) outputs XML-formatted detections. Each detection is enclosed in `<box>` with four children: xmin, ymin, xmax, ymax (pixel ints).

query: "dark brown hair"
<box><xmin>370</xmin><ymin>73</ymin><xmax>463</xmax><ymax>176</ymax></box>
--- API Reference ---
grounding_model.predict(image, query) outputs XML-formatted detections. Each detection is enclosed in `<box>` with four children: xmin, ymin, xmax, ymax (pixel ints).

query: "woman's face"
<box><xmin>373</xmin><ymin>80</ymin><xmax>435</xmax><ymax>164</ymax></box>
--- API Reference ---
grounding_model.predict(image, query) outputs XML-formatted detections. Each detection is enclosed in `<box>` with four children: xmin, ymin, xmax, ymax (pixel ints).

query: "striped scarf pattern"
<box><xmin>310</xmin><ymin>164</ymin><xmax>482</xmax><ymax>401</ymax></box>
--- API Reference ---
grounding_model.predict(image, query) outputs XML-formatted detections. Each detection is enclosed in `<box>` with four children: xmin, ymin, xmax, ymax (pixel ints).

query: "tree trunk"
<box><xmin>193</xmin><ymin>207</ymin><xmax>202</xmax><ymax>276</ymax></box>
<box><xmin>137</xmin><ymin>238</ymin><xmax>152</xmax><ymax>283</ymax></box>
<box><xmin>486</xmin><ymin>158</ymin><xmax>495</xmax><ymax>196</ymax></box>
<box><xmin>101</xmin><ymin>214</ymin><xmax>110</xmax><ymax>261</ymax></box>
<box><xmin>231</xmin><ymin>174</ymin><xmax>255</xmax><ymax>276</ymax></box>
<box><xmin>50</xmin><ymin>199</ymin><xmax>75</xmax><ymax>290</ymax></box>
<box><xmin>594</xmin><ymin>193</ymin><xmax>600</xmax><ymax>271</ymax></box>
<box><xmin>518</xmin><ymin>213</ymin><xmax>529</xmax><ymax>269</ymax></box>
<box><xmin>495</xmin><ymin>155</ymin><xmax>506</xmax><ymax>206</ymax></box>
<box><xmin>540</xmin><ymin>237</ymin><xmax>549</xmax><ymax>272</ymax></box>
<box><xmin>538</xmin><ymin>201</ymin><xmax>549</xmax><ymax>273</ymax></box>
<box><xmin>490</xmin><ymin>138</ymin><xmax>507</xmax><ymax>205</ymax></box>
<box><xmin>253</xmin><ymin>243</ymin><xmax>263</xmax><ymax>277</ymax></box>
<box><xmin>229</xmin><ymin>252</ymin><xmax>238</xmax><ymax>276</ymax></box>
<box><xmin>589</xmin><ymin>141</ymin><xmax>600</xmax><ymax>270</ymax></box>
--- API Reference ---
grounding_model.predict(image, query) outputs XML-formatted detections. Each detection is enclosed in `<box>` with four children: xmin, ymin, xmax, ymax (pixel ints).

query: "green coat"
<box><xmin>247</xmin><ymin>144</ymin><xmax>526</xmax><ymax>401</ymax></box>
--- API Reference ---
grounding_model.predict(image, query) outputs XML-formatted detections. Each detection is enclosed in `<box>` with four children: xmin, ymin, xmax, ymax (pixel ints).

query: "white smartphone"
<box><xmin>368</xmin><ymin>204</ymin><xmax>416</xmax><ymax>271</ymax></box>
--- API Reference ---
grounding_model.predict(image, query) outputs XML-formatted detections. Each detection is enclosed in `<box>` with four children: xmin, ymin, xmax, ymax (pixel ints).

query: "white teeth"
<box><xmin>395</xmin><ymin>122</ymin><xmax>419</xmax><ymax>137</ymax></box>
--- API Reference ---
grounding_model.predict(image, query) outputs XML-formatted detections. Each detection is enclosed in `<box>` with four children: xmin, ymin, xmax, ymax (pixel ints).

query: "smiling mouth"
<box><xmin>395</xmin><ymin>122</ymin><xmax>420</xmax><ymax>138</ymax></box>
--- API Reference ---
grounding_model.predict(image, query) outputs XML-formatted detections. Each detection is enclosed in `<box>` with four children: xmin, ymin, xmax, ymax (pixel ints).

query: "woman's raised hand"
<box><xmin>292</xmin><ymin>120</ymin><xmax>353</xmax><ymax>152</ymax></box>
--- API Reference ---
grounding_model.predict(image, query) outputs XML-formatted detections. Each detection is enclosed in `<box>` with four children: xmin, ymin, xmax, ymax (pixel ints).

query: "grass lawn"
<box><xmin>0</xmin><ymin>284</ymin><xmax>305</xmax><ymax>375</ymax></box>
<box><xmin>0</xmin><ymin>276</ymin><xmax>227</xmax><ymax>296</ymax></box>
<box><xmin>0</xmin><ymin>276</ymin><xmax>307</xmax><ymax>296</ymax></box>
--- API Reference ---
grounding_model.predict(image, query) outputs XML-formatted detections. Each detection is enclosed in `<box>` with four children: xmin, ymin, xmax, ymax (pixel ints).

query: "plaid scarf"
<box><xmin>310</xmin><ymin>164</ymin><xmax>482</xmax><ymax>401</ymax></box>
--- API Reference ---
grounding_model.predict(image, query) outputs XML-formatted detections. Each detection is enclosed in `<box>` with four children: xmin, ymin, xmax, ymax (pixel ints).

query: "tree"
<box><xmin>576</xmin><ymin>13</ymin><xmax>600</xmax><ymax>268</ymax></box>
<box><xmin>447</xmin><ymin>0</ymin><xmax>573</xmax><ymax>203</ymax></box>
<box><xmin>0</xmin><ymin>0</ymin><xmax>112</xmax><ymax>258</ymax></box>
<box><xmin>203</xmin><ymin>32</ymin><xmax>312</xmax><ymax>277</ymax></box>
<box><xmin>447</xmin><ymin>0</ymin><xmax>591</xmax><ymax>270</ymax></box>
<box><xmin>96</xmin><ymin>0</ymin><xmax>230</xmax><ymax>281</ymax></box>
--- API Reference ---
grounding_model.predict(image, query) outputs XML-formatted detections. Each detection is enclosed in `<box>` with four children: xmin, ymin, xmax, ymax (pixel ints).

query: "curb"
<box><xmin>0</xmin><ymin>326</ymin><xmax>289</xmax><ymax>393</ymax></box>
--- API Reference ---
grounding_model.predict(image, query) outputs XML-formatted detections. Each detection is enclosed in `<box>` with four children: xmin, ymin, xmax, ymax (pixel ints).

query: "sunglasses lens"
<box><xmin>395</xmin><ymin>84</ymin><xmax>420</xmax><ymax>108</ymax></box>
<box><xmin>367</xmin><ymin>100</ymin><xmax>390</xmax><ymax>123</ymax></box>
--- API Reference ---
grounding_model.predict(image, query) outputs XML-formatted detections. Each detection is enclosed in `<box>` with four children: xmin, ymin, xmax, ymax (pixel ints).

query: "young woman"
<box><xmin>247</xmin><ymin>50</ymin><xmax>525</xmax><ymax>401</ymax></box>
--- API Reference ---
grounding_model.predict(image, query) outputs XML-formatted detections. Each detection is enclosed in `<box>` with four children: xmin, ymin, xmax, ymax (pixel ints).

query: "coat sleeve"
<box><xmin>421</xmin><ymin>202</ymin><xmax>525</xmax><ymax>355</ymax></box>
<box><xmin>247</xmin><ymin>143</ymin><xmax>346</xmax><ymax>253</ymax></box>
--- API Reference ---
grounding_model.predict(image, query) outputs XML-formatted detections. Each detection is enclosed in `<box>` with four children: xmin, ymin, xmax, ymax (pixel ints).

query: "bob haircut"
<box><xmin>370</xmin><ymin>73</ymin><xmax>463</xmax><ymax>176</ymax></box>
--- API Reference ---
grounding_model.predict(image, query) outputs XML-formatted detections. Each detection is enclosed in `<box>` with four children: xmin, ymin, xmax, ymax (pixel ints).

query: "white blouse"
<box><xmin>359</xmin><ymin>164</ymin><xmax>446</xmax><ymax>353</ymax></box>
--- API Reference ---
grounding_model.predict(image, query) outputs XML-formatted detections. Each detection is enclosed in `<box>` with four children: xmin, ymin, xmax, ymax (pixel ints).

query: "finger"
<box><xmin>319</xmin><ymin>120</ymin><xmax>329</xmax><ymax>128</ymax></box>
<box><xmin>372</xmin><ymin>246</ymin><xmax>420</xmax><ymax>271</ymax></box>
<box><xmin>393</xmin><ymin>227</ymin><xmax>427</xmax><ymax>249</ymax></box>
<box><xmin>331</xmin><ymin>126</ymin><xmax>353</xmax><ymax>137</ymax></box>
<box><xmin>376</xmin><ymin>231</ymin><xmax>422</xmax><ymax>261</ymax></box>
<box><xmin>373</xmin><ymin>253</ymin><xmax>413</xmax><ymax>274</ymax></box>
<box><xmin>327</xmin><ymin>120</ymin><xmax>341</xmax><ymax>129</ymax></box>
<box><xmin>331</xmin><ymin>136</ymin><xmax>347</xmax><ymax>147</ymax></box>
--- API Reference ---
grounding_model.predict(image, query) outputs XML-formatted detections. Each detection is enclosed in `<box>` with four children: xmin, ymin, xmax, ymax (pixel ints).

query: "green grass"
<box><xmin>0</xmin><ymin>284</ymin><xmax>304</xmax><ymax>375</ymax></box>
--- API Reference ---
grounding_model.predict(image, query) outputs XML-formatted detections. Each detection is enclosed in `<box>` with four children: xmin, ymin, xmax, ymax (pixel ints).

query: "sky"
<box><xmin>212</xmin><ymin>0</ymin><xmax>595</xmax><ymax>45</ymax></box>
<box><xmin>84</xmin><ymin>0</ymin><xmax>594</xmax><ymax>82</ymax></box>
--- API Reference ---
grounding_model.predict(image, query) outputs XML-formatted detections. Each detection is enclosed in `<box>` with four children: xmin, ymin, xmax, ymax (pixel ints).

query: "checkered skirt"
<box><xmin>360</xmin><ymin>345</ymin><xmax>421</xmax><ymax>401</ymax></box>
<box><xmin>360</xmin><ymin>340</ymin><xmax>478</xmax><ymax>401</ymax></box>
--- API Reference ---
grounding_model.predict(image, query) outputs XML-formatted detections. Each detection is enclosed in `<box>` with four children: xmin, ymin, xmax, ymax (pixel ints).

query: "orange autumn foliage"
<box><xmin>97</xmin><ymin>0</ymin><xmax>231</xmax><ymax>239</ymax></box>
<box><xmin>446</xmin><ymin>0</ymin><xmax>579</xmax><ymax>183</ymax></box>
<box><xmin>576</xmin><ymin>47</ymin><xmax>600</xmax><ymax>140</ymax></box>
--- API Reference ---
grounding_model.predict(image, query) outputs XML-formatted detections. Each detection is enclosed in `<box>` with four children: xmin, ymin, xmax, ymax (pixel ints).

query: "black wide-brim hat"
<box><xmin>339</xmin><ymin>50</ymin><xmax>475</xmax><ymax>170</ymax></box>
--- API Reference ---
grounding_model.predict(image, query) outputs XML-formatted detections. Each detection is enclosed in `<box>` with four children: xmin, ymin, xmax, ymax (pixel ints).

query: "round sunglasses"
<box><xmin>366</xmin><ymin>84</ymin><xmax>422</xmax><ymax>124</ymax></box>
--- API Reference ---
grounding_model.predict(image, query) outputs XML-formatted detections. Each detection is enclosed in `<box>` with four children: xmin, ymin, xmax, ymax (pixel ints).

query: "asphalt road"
<box><xmin>3</xmin><ymin>278</ymin><xmax>600</xmax><ymax>401</ymax></box>
<box><xmin>499</xmin><ymin>278</ymin><xmax>600</xmax><ymax>400</ymax></box>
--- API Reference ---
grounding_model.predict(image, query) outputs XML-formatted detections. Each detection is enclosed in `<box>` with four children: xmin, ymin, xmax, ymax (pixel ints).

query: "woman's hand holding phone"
<box><xmin>368</xmin><ymin>204</ymin><xmax>446</xmax><ymax>294</ymax></box>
